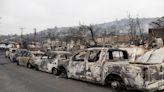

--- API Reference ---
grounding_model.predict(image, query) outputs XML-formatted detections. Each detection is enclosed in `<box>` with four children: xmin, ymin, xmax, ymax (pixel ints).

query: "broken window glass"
<box><xmin>73</xmin><ymin>51</ymin><xmax>87</xmax><ymax>61</ymax></box>
<box><xmin>88</xmin><ymin>50</ymin><xmax>101</xmax><ymax>62</ymax></box>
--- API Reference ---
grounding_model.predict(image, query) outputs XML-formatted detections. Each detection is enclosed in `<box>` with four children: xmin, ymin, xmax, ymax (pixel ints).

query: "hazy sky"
<box><xmin>0</xmin><ymin>0</ymin><xmax>164</xmax><ymax>35</ymax></box>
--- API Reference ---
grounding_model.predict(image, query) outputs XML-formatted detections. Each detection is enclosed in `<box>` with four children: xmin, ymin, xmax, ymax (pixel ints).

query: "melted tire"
<box><xmin>17</xmin><ymin>61</ymin><xmax>19</xmax><ymax>66</ymax></box>
<box><xmin>52</xmin><ymin>68</ymin><xmax>59</xmax><ymax>75</ymax></box>
<box><xmin>59</xmin><ymin>69</ymin><xmax>68</xmax><ymax>78</ymax></box>
<box><xmin>27</xmin><ymin>63</ymin><xmax>32</xmax><ymax>68</ymax></box>
<box><xmin>35</xmin><ymin>65</ymin><xmax>39</xmax><ymax>71</ymax></box>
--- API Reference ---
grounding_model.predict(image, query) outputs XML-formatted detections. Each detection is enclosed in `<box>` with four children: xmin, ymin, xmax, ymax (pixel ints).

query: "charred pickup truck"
<box><xmin>58</xmin><ymin>47</ymin><xmax>164</xmax><ymax>91</ymax></box>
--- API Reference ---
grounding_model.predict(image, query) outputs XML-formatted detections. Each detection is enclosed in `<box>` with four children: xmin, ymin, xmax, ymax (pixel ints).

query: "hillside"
<box><xmin>37</xmin><ymin>18</ymin><xmax>157</xmax><ymax>38</ymax></box>
<box><xmin>0</xmin><ymin>17</ymin><xmax>157</xmax><ymax>42</ymax></box>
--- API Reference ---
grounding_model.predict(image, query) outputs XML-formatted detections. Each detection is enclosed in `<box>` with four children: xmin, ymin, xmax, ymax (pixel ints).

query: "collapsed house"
<box><xmin>149</xmin><ymin>28</ymin><xmax>164</xmax><ymax>42</ymax></box>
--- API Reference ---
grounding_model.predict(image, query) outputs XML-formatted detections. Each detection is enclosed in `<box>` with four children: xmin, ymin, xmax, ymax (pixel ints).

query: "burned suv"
<box><xmin>34</xmin><ymin>51</ymin><xmax>72</xmax><ymax>75</ymax></box>
<box><xmin>16</xmin><ymin>50</ymin><xmax>44</xmax><ymax>68</ymax></box>
<box><xmin>60</xmin><ymin>47</ymin><xmax>164</xmax><ymax>91</ymax></box>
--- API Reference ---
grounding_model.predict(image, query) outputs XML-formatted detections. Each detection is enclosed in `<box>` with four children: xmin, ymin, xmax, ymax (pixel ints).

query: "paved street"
<box><xmin>0</xmin><ymin>50</ymin><xmax>136</xmax><ymax>92</ymax></box>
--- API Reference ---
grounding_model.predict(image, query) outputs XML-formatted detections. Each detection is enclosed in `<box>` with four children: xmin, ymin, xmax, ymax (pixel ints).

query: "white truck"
<box><xmin>58</xmin><ymin>47</ymin><xmax>164</xmax><ymax>92</ymax></box>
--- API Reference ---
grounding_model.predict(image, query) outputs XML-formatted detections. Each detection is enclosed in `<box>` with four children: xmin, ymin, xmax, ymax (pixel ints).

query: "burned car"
<box><xmin>12</xmin><ymin>49</ymin><xmax>28</xmax><ymax>63</ymax></box>
<box><xmin>5</xmin><ymin>48</ymin><xmax>10</xmax><ymax>58</ymax></box>
<box><xmin>17</xmin><ymin>50</ymin><xmax>44</xmax><ymax>68</ymax></box>
<box><xmin>7</xmin><ymin>48</ymin><xmax>18</xmax><ymax>62</ymax></box>
<box><xmin>27</xmin><ymin>51</ymin><xmax>45</xmax><ymax>68</ymax></box>
<box><xmin>34</xmin><ymin>51</ymin><xmax>72</xmax><ymax>75</ymax></box>
<box><xmin>59</xmin><ymin>47</ymin><xmax>164</xmax><ymax>91</ymax></box>
<box><xmin>130</xmin><ymin>47</ymin><xmax>164</xmax><ymax>91</ymax></box>
<box><xmin>15</xmin><ymin>49</ymin><xmax>28</xmax><ymax>63</ymax></box>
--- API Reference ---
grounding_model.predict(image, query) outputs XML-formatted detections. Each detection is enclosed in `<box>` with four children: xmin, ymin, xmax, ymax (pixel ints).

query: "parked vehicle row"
<box><xmin>5</xmin><ymin>47</ymin><xmax>164</xmax><ymax>92</ymax></box>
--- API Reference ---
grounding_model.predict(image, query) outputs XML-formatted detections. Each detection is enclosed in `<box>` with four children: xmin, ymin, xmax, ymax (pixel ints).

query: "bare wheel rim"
<box><xmin>17</xmin><ymin>61</ymin><xmax>19</xmax><ymax>65</ymax></box>
<box><xmin>111</xmin><ymin>81</ymin><xmax>121</xmax><ymax>90</ymax></box>
<box><xmin>52</xmin><ymin>68</ymin><xmax>58</xmax><ymax>75</ymax></box>
<box><xmin>60</xmin><ymin>69</ymin><xmax>67</xmax><ymax>78</ymax></box>
<box><xmin>35</xmin><ymin>65</ymin><xmax>39</xmax><ymax>70</ymax></box>
<box><xmin>27</xmin><ymin>63</ymin><xmax>31</xmax><ymax>68</ymax></box>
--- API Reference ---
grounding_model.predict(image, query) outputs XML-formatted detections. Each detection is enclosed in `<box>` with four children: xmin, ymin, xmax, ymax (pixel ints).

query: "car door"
<box><xmin>43</xmin><ymin>53</ymin><xmax>57</xmax><ymax>71</ymax></box>
<box><xmin>23</xmin><ymin>52</ymin><xmax>31</xmax><ymax>66</ymax></box>
<box><xmin>39</xmin><ymin>55</ymin><xmax>52</xmax><ymax>71</ymax></box>
<box><xmin>47</xmin><ymin>56</ymin><xmax>58</xmax><ymax>72</ymax></box>
<box><xmin>18</xmin><ymin>51</ymin><xmax>26</xmax><ymax>65</ymax></box>
<box><xmin>69</xmin><ymin>50</ymin><xmax>87</xmax><ymax>79</ymax></box>
<box><xmin>107</xmin><ymin>50</ymin><xmax>129</xmax><ymax>74</ymax></box>
<box><xmin>21</xmin><ymin>51</ymin><xmax>27</xmax><ymax>66</ymax></box>
<box><xmin>20</xmin><ymin>51</ymin><xmax>29</xmax><ymax>66</ymax></box>
<box><xmin>85</xmin><ymin>49</ymin><xmax>105</xmax><ymax>82</ymax></box>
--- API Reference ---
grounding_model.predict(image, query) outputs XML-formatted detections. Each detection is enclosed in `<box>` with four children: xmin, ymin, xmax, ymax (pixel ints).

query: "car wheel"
<box><xmin>13</xmin><ymin>58</ymin><xmax>16</xmax><ymax>63</ymax></box>
<box><xmin>105</xmin><ymin>75</ymin><xmax>125</xmax><ymax>91</ymax></box>
<box><xmin>59</xmin><ymin>68</ymin><xmax>68</xmax><ymax>78</ymax></box>
<box><xmin>27</xmin><ymin>63</ymin><xmax>32</xmax><ymax>68</ymax></box>
<box><xmin>35</xmin><ymin>65</ymin><xmax>39</xmax><ymax>70</ymax></box>
<box><xmin>52</xmin><ymin>68</ymin><xmax>58</xmax><ymax>75</ymax></box>
<box><xmin>111</xmin><ymin>81</ymin><xmax>122</xmax><ymax>90</ymax></box>
<box><xmin>17</xmin><ymin>61</ymin><xmax>20</xmax><ymax>66</ymax></box>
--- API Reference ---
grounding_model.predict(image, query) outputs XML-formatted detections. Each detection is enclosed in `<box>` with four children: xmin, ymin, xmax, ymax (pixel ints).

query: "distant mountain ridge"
<box><xmin>37</xmin><ymin>17</ymin><xmax>157</xmax><ymax>37</ymax></box>
<box><xmin>0</xmin><ymin>17</ymin><xmax>157</xmax><ymax>42</ymax></box>
<box><xmin>98</xmin><ymin>18</ymin><xmax>157</xmax><ymax>34</ymax></box>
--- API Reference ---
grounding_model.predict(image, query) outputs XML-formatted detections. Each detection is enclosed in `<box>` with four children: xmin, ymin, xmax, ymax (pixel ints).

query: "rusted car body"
<box><xmin>17</xmin><ymin>50</ymin><xmax>44</xmax><ymax>68</ymax></box>
<box><xmin>12</xmin><ymin>49</ymin><xmax>28</xmax><ymax>63</ymax></box>
<box><xmin>131</xmin><ymin>47</ymin><xmax>164</xmax><ymax>91</ymax></box>
<box><xmin>5</xmin><ymin>48</ymin><xmax>10</xmax><ymax>58</ymax></box>
<box><xmin>7</xmin><ymin>48</ymin><xmax>18</xmax><ymax>62</ymax></box>
<box><xmin>15</xmin><ymin>49</ymin><xmax>28</xmax><ymax>63</ymax></box>
<box><xmin>27</xmin><ymin>51</ymin><xmax>45</xmax><ymax>68</ymax></box>
<box><xmin>34</xmin><ymin>51</ymin><xmax>72</xmax><ymax>75</ymax></box>
<box><xmin>64</xmin><ymin>47</ymin><xmax>164</xmax><ymax>91</ymax></box>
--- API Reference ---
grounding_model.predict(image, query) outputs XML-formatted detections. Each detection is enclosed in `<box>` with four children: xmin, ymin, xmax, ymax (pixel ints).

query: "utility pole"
<box><xmin>20</xmin><ymin>27</ymin><xmax>24</xmax><ymax>41</ymax></box>
<box><xmin>20</xmin><ymin>27</ymin><xmax>24</xmax><ymax>48</ymax></box>
<box><xmin>34</xmin><ymin>28</ymin><xmax>36</xmax><ymax>45</ymax></box>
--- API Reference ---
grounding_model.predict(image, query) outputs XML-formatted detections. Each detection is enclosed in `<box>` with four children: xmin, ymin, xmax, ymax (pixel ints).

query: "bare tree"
<box><xmin>79</xmin><ymin>24</ymin><xmax>97</xmax><ymax>46</ymax></box>
<box><xmin>136</xmin><ymin>17</ymin><xmax>142</xmax><ymax>39</ymax></box>
<box><xmin>136</xmin><ymin>17</ymin><xmax>147</xmax><ymax>45</ymax></box>
<box><xmin>61</xmin><ymin>24</ymin><xmax>97</xmax><ymax>47</ymax></box>
<box><xmin>127</xmin><ymin>14</ymin><xmax>137</xmax><ymax>44</ymax></box>
<box><xmin>64</xmin><ymin>27</ymin><xmax>88</xmax><ymax>45</ymax></box>
<box><xmin>127</xmin><ymin>14</ymin><xmax>146</xmax><ymax>45</ymax></box>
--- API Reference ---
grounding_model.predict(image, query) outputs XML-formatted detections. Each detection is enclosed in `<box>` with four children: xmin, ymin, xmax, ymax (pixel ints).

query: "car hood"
<box><xmin>34</xmin><ymin>58</ymin><xmax>43</xmax><ymax>65</ymax></box>
<box><xmin>133</xmin><ymin>48</ymin><xmax>164</xmax><ymax>64</ymax></box>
